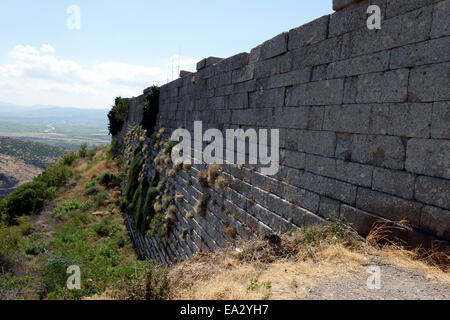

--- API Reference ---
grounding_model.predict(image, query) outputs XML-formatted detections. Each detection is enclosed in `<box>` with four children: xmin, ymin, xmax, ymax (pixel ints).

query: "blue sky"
<box><xmin>0</xmin><ymin>1</ymin><xmax>332</xmax><ymax>109</ymax></box>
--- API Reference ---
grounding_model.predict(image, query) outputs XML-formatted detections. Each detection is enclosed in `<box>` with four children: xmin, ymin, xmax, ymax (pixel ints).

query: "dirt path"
<box><xmin>303</xmin><ymin>257</ymin><xmax>450</xmax><ymax>300</ymax></box>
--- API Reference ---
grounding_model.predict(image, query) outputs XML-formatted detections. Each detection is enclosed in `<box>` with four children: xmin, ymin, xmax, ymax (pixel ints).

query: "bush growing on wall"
<box><xmin>141</xmin><ymin>86</ymin><xmax>160</xmax><ymax>134</ymax></box>
<box><xmin>108</xmin><ymin>97</ymin><xmax>128</xmax><ymax>136</ymax></box>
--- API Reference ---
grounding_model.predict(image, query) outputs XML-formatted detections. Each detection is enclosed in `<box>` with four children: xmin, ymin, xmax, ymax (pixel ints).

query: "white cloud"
<box><xmin>0</xmin><ymin>44</ymin><xmax>198</xmax><ymax>109</ymax></box>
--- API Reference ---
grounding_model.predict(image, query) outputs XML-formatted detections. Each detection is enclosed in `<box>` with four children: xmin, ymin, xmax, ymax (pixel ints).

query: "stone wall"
<box><xmin>116</xmin><ymin>0</ymin><xmax>450</xmax><ymax>265</ymax></box>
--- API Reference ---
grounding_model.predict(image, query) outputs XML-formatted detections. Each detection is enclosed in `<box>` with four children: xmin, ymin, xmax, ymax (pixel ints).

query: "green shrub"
<box><xmin>93</xmin><ymin>191</ymin><xmax>109</xmax><ymax>207</ymax></box>
<box><xmin>78</xmin><ymin>143</ymin><xmax>88</xmax><ymax>158</ymax></box>
<box><xmin>148</xmin><ymin>213</ymin><xmax>166</xmax><ymax>237</ymax></box>
<box><xmin>108</xmin><ymin>138</ymin><xmax>119</xmax><ymax>158</ymax></box>
<box><xmin>141</xmin><ymin>86</ymin><xmax>160</xmax><ymax>134</ymax></box>
<box><xmin>108</xmin><ymin>97</ymin><xmax>128</xmax><ymax>136</ymax></box>
<box><xmin>42</xmin><ymin>253</ymin><xmax>76</xmax><ymax>293</ymax></box>
<box><xmin>99</xmin><ymin>172</ymin><xmax>118</xmax><ymax>188</ymax></box>
<box><xmin>52</xmin><ymin>199</ymin><xmax>82</xmax><ymax>221</ymax></box>
<box><xmin>164</xmin><ymin>140</ymin><xmax>175</xmax><ymax>154</ymax></box>
<box><xmin>93</xmin><ymin>216</ymin><xmax>120</xmax><ymax>237</ymax></box>
<box><xmin>125</xmin><ymin>152</ymin><xmax>143</xmax><ymax>202</ymax></box>
<box><xmin>84</xmin><ymin>185</ymin><xmax>101</xmax><ymax>196</ymax></box>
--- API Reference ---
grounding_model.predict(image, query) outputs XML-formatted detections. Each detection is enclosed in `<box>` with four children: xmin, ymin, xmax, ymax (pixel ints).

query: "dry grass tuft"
<box><xmin>207</xmin><ymin>164</ymin><xmax>221</xmax><ymax>185</ymax></box>
<box><xmin>197</xmin><ymin>170</ymin><xmax>208</xmax><ymax>188</ymax></box>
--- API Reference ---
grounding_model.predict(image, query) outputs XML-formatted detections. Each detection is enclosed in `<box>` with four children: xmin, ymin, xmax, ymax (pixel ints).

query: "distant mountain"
<box><xmin>0</xmin><ymin>102</ymin><xmax>109</xmax><ymax>125</ymax></box>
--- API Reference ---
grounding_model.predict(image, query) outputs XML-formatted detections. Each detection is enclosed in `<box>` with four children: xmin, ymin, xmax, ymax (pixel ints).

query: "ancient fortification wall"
<box><xmin>116</xmin><ymin>0</ymin><xmax>450</xmax><ymax>265</ymax></box>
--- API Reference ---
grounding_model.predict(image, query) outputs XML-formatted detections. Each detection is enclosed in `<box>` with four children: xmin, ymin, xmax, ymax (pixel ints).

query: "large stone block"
<box><xmin>356</xmin><ymin>188</ymin><xmax>422</xmax><ymax>227</ymax></box>
<box><xmin>408</xmin><ymin>62</ymin><xmax>450</xmax><ymax>102</ymax></box>
<box><xmin>260</xmin><ymin>33</ymin><xmax>288</xmax><ymax>60</ymax></box>
<box><xmin>326</xmin><ymin>179</ymin><xmax>357</xmax><ymax>205</ymax></box>
<box><xmin>390</xmin><ymin>37</ymin><xmax>450</xmax><ymax>69</ymax></box>
<box><xmin>249</xmin><ymin>87</ymin><xmax>285</xmax><ymax>108</ymax></box>
<box><xmin>323</xmin><ymin>104</ymin><xmax>372</xmax><ymax>134</ymax></box>
<box><xmin>431</xmin><ymin>102</ymin><xmax>450</xmax><ymax>139</ymax></box>
<box><xmin>231</xmin><ymin>65</ymin><xmax>255</xmax><ymax>84</ymax></box>
<box><xmin>405</xmin><ymin>138</ymin><xmax>450</xmax><ymax>179</ymax></box>
<box><xmin>342</xmin><ymin>6</ymin><xmax>433</xmax><ymax>58</ymax></box>
<box><xmin>288</xmin><ymin>15</ymin><xmax>329</xmax><ymax>50</ymax></box>
<box><xmin>281</xmin><ymin>150</ymin><xmax>306</xmax><ymax>170</ymax></box>
<box><xmin>304</xmin><ymin>154</ymin><xmax>336</xmax><ymax>178</ymax></box>
<box><xmin>318</xmin><ymin>197</ymin><xmax>341</xmax><ymax>218</ymax></box>
<box><xmin>286</xmin><ymin>79</ymin><xmax>344</xmax><ymax>106</ymax></box>
<box><xmin>272</xmin><ymin>107</ymin><xmax>309</xmax><ymax>129</ymax></box>
<box><xmin>340</xmin><ymin>204</ymin><xmax>381</xmax><ymax>236</ymax></box>
<box><xmin>333</xmin><ymin>0</ymin><xmax>363</xmax><ymax>11</ymax></box>
<box><xmin>415</xmin><ymin>176</ymin><xmax>450</xmax><ymax>210</ymax></box>
<box><xmin>421</xmin><ymin>205</ymin><xmax>450</xmax><ymax>241</ymax></box>
<box><xmin>431</xmin><ymin>0</ymin><xmax>450</xmax><ymax>38</ymax></box>
<box><xmin>356</xmin><ymin>69</ymin><xmax>409</xmax><ymax>103</ymax></box>
<box><xmin>372</xmin><ymin>168</ymin><xmax>416</xmax><ymax>200</ymax></box>
<box><xmin>351</xmin><ymin>135</ymin><xmax>405</xmax><ymax>170</ymax></box>
<box><xmin>388</xmin><ymin>103</ymin><xmax>432</xmax><ymax>138</ymax></box>
<box><xmin>335</xmin><ymin>160</ymin><xmax>374</xmax><ymax>188</ymax></box>
<box><xmin>291</xmin><ymin>37</ymin><xmax>342</xmax><ymax>68</ymax></box>
<box><xmin>295</xmin><ymin>130</ymin><xmax>337</xmax><ymax>157</ymax></box>
<box><xmin>254</xmin><ymin>53</ymin><xmax>292</xmax><ymax>78</ymax></box>
<box><xmin>327</xmin><ymin>51</ymin><xmax>390</xmax><ymax>79</ymax></box>
<box><xmin>330</xmin><ymin>0</ymin><xmax>370</xmax><ymax>36</ymax></box>
<box><xmin>267</xmin><ymin>67</ymin><xmax>311</xmax><ymax>89</ymax></box>
<box><xmin>386</xmin><ymin>0</ymin><xmax>440</xmax><ymax>18</ymax></box>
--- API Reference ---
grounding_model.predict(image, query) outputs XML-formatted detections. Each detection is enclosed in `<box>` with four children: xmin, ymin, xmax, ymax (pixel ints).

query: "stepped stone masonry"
<box><xmin>116</xmin><ymin>0</ymin><xmax>450</xmax><ymax>265</ymax></box>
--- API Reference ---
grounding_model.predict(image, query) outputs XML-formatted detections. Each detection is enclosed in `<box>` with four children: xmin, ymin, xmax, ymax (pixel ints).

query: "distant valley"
<box><xmin>0</xmin><ymin>102</ymin><xmax>110</xmax><ymax>198</ymax></box>
<box><xmin>0</xmin><ymin>102</ymin><xmax>110</xmax><ymax>150</ymax></box>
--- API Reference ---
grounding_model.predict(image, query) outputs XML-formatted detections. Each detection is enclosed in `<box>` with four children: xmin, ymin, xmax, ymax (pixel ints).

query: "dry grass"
<box><xmin>168</xmin><ymin>222</ymin><xmax>450</xmax><ymax>300</ymax></box>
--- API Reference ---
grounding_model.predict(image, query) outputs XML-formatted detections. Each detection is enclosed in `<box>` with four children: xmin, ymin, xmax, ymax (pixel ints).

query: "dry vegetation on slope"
<box><xmin>0</xmin><ymin>145</ymin><xmax>448</xmax><ymax>300</ymax></box>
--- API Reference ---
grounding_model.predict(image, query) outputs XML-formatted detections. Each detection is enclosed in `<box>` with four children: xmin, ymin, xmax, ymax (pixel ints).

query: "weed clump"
<box><xmin>197</xmin><ymin>171</ymin><xmax>209</xmax><ymax>188</ymax></box>
<box><xmin>194</xmin><ymin>195</ymin><xmax>209</xmax><ymax>218</ymax></box>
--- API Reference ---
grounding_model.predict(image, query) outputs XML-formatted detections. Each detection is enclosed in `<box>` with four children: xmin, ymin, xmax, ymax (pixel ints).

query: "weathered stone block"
<box><xmin>390</xmin><ymin>37</ymin><xmax>450</xmax><ymax>69</ymax></box>
<box><xmin>342</xmin><ymin>6</ymin><xmax>433</xmax><ymax>58</ymax></box>
<box><xmin>260</xmin><ymin>33</ymin><xmax>288</xmax><ymax>60</ymax></box>
<box><xmin>373</xmin><ymin>168</ymin><xmax>416</xmax><ymax>199</ymax></box>
<box><xmin>272</xmin><ymin>107</ymin><xmax>309</xmax><ymax>129</ymax></box>
<box><xmin>408</xmin><ymin>62</ymin><xmax>450</xmax><ymax>102</ymax></box>
<box><xmin>415</xmin><ymin>176</ymin><xmax>450</xmax><ymax>210</ymax></box>
<box><xmin>304</xmin><ymin>154</ymin><xmax>336</xmax><ymax>178</ymax></box>
<box><xmin>291</xmin><ymin>37</ymin><xmax>342</xmax><ymax>68</ymax></box>
<box><xmin>356</xmin><ymin>69</ymin><xmax>409</xmax><ymax>103</ymax></box>
<box><xmin>323</xmin><ymin>104</ymin><xmax>371</xmax><ymax>134</ymax></box>
<box><xmin>286</xmin><ymin>79</ymin><xmax>344</xmax><ymax>106</ymax></box>
<box><xmin>254</xmin><ymin>53</ymin><xmax>292</xmax><ymax>78</ymax></box>
<box><xmin>388</xmin><ymin>103</ymin><xmax>432</xmax><ymax>138</ymax></box>
<box><xmin>421</xmin><ymin>205</ymin><xmax>450</xmax><ymax>240</ymax></box>
<box><xmin>431</xmin><ymin>0</ymin><xmax>450</xmax><ymax>38</ymax></box>
<box><xmin>340</xmin><ymin>204</ymin><xmax>381</xmax><ymax>236</ymax></box>
<box><xmin>335</xmin><ymin>160</ymin><xmax>374</xmax><ymax>187</ymax></box>
<box><xmin>333</xmin><ymin>0</ymin><xmax>363</xmax><ymax>11</ymax></box>
<box><xmin>326</xmin><ymin>179</ymin><xmax>357</xmax><ymax>205</ymax></box>
<box><xmin>330</xmin><ymin>0</ymin><xmax>370</xmax><ymax>36</ymax></box>
<box><xmin>308</xmin><ymin>107</ymin><xmax>325</xmax><ymax>130</ymax></box>
<box><xmin>386</xmin><ymin>0</ymin><xmax>439</xmax><ymax>18</ymax></box>
<box><xmin>351</xmin><ymin>135</ymin><xmax>405</xmax><ymax>170</ymax></box>
<box><xmin>406</xmin><ymin>138</ymin><xmax>450</xmax><ymax>179</ymax></box>
<box><xmin>318</xmin><ymin>197</ymin><xmax>341</xmax><ymax>218</ymax></box>
<box><xmin>228</xmin><ymin>93</ymin><xmax>248</xmax><ymax>109</ymax></box>
<box><xmin>249</xmin><ymin>87</ymin><xmax>285</xmax><ymax>108</ymax></box>
<box><xmin>431</xmin><ymin>102</ymin><xmax>450</xmax><ymax>139</ymax></box>
<box><xmin>295</xmin><ymin>130</ymin><xmax>337</xmax><ymax>157</ymax></box>
<box><xmin>288</xmin><ymin>15</ymin><xmax>329</xmax><ymax>50</ymax></box>
<box><xmin>343</xmin><ymin>76</ymin><xmax>358</xmax><ymax>103</ymax></box>
<box><xmin>231</xmin><ymin>64</ymin><xmax>255</xmax><ymax>83</ymax></box>
<box><xmin>267</xmin><ymin>67</ymin><xmax>311</xmax><ymax>88</ymax></box>
<box><xmin>281</xmin><ymin>150</ymin><xmax>306</xmax><ymax>170</ymax></box>
<box><xmin>327</xmin><ymin>51</ymin><xmax>390</xmax><ymax>79</ymax></box>
<box><xmin>356</xmin><ymin>188</ymin><xmax>422</xmax><ymax>226</ymax></box>
<box><xmin>311</xmin><ymin>65</ymin><xmax>327</xmax><ymax>81</ymax></box>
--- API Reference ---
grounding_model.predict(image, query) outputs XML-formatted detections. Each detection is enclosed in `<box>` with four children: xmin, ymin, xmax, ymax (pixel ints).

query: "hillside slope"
<box><xmin>0</xmin><ymin>146</ymin><xmax>448</xmax><ymax>300</ymax></box>
<box><xmin>0</xmin><ymin>137</ymin><xmax>70</xmax><ymax>198</ymax></box>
